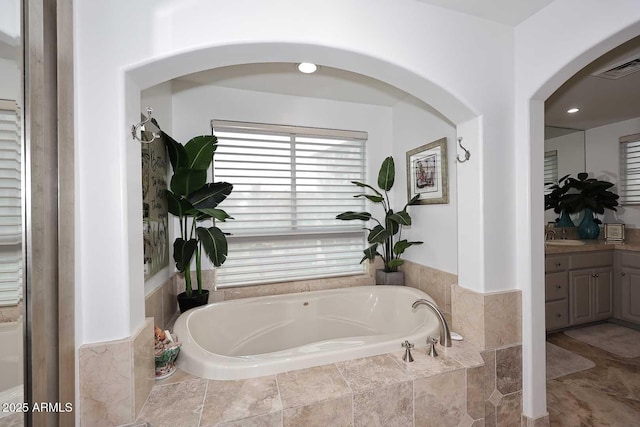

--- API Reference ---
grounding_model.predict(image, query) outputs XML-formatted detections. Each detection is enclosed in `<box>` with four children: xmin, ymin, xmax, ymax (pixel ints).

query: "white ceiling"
<box><xmin>176</xmin><ymin>63</ymin><xmax>413</xmax><ymax>107</ymax></box>
<box><xmin>415</xmin><ymin>0</ymin><xmax>554</xmax><ymax>26</ymax></box>
<box><xmin>545</xmin><ymin>35</ymin><xmax>640</xmax><ymax>131</ymax></box>
<box><xmin>175</xmin><ymin>1</ymin><xmax>639</xmax><ymax>134</ymax></box>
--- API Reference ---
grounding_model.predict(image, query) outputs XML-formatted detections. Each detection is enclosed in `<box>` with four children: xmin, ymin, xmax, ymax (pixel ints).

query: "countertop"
<box><xmin>545</xmin><ymin>239</ymin><xmax>640</xmax><ymax>255</ymax></box>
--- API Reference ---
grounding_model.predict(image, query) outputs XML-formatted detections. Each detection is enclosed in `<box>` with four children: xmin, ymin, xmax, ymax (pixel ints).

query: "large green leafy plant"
<box><xmin>336</xmin><ymin>156</ymin><xmax>423</xmax><ymax>272</ymax></box>
<box><xmin>163</xmin><ymin>132</ymin><xmax>233</xmax><ymax>297</ymax></box>
<box><xmin>545</xmin><ymin>172</ymin><xmax>619</xmax><ymax>222</ymax></box>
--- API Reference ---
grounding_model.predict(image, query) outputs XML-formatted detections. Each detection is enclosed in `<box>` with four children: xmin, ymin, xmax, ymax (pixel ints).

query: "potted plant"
<box><xmin>545</xmin><ymin>174</ymin><xmax>575</xmax><ymax>227</ymax></box>
<box><xmin>336</xmin><ymin>156</ymin><xmax>423</xmax><ymax>285</ymax></box>
<box><xmin>163</xmin><ymin>132</ymin><xmax>233</xmax><ymax>312</ymax></box>
<box><xmin>553</xmin><ymin>172</ymin><xmax>619</xmax><ymax>239</ymax></box>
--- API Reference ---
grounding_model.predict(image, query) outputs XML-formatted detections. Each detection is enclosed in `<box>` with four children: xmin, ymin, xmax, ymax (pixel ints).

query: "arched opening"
<box><xmin>523</xmin><ymin>22</ymin><xmax>640</xmax><ymax>422</ymax></box>
<box><xmin>123</xmin><ymin>41</ymin><xmax>482</xmax><ymax>330</ymax></box>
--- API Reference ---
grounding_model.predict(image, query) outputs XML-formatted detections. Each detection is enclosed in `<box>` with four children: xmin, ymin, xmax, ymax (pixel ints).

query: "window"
<box><xmin>619</xmin><ymin>133</ymin><xmax>640</xmax><ymax>204</ymax></box>
<box><xmin>0</xmin><ymin>101</ymin><xmax>22</xmax><ymax>306</ymax></box>
<box><xmin>544</xmin><ymin>150</ymin><xmax>558</xmax><ymax>195</ymax></box>
<box><xmin>211</xmin><ymin>120</ymin><xmax>367</xmax><ymax>287</ymax></box>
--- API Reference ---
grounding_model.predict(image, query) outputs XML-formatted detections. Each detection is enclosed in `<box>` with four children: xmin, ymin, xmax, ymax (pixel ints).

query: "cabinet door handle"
<box><xmin>591</xmin><ymin>273</ymin><xmax>596</xmax><ymax>278</ymax></box>
<box><xmin>595</xmin><ymin>273</ymin><xmax>600</xmax><ymax>278</ymax></box>
<box><xmin>556</xmin><ymin>313</ymin><xmax>562</xmax><ymax>317</ymax></box>
<box><xmin>621</xmin><ymin>272</ymin><xmax>626</xmax><ymax>276</ymax></box>
<box><xmin>555</xmin><ymin>262</ymin><xmax>562</xmax><ymax>267</ymax></box>
<box><xmin>556</xmin><ymin>285</ymin><xmax>562</xmax><ymax>289</ymax></box>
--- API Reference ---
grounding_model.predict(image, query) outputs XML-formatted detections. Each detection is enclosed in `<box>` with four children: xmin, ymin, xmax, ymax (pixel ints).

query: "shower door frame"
<box><xmin>23</xmin><ymin>0</ymin><xmax>75</xmax><ymax>425</ymax></box>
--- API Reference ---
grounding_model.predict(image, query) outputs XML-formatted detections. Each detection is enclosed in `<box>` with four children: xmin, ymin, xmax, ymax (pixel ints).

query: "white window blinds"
<box><xmin>544</xmin><ymin>150</ymin><xmax>558</xmax><ymax>195</ymax></box>
<box><xmin>620</xmin><ymin>133</ymin><xmax>640</xmax><ymax>204</ymax></box>
<box><xmin>0</xmin><ymin>100</ymin><xmax>22</xmax><ymax>306</ymax></box>
<box><xmin>211</xmin><ymin>120</ymin><xmax>367</xmax><ymax>287</ymax></box>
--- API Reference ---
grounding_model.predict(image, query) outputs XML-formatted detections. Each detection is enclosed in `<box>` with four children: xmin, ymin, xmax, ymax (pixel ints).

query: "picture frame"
<box><xmin>406</xmin><ymin>137</ymin><xmax>448</xmax><ymax>205</ymax></box>
<box><xmin>604</xmin><ymin>223</ymin><xmax>625</xmax><ymax>242</ymax></box>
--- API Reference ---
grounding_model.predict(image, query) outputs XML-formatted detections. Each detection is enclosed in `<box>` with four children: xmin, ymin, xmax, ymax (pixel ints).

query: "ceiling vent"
<box><xmin>591</xmin><ymin>54</ymin><xmax>640</xmax><ymax>80</ymax></box>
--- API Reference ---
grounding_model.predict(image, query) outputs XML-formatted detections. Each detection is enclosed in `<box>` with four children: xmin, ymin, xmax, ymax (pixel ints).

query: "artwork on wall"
<box><xmin>406</xmin><ymin>137</ymin><xmax>449</xmax><ymax>205</ymax></box>
<box><xmin>141</xmin><ymin>120</ymin><xmax>169</xmax><ymax>280</ymax></box>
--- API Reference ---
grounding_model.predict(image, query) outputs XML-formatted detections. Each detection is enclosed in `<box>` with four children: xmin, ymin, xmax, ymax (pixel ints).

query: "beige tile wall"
<box><xmin>452</xmin><ymin>285</ymin><xmax>522</xmax><ymax>351</ymax></box>
<box><xmin>172</xmin><ymin>258</ymin><xmax>380</xmax><ymax>305</ymax></box>
<box><xmin>400</xmin><ymin>259</ymin><xmax>456</xmax><ymax>315</ymax></box>
<box><xmin>79</xmin><ymin>318</ymin><xmax>154</xmax><ymax>427</ymax></box>
<box><xmin>145</xmin><ymin>276</ymin><xmax>177</xmax><ymax>329</ymax></box>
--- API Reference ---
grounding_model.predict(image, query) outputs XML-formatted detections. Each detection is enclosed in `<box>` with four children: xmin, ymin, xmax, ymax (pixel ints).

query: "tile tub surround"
<box><xmin>170</xmin><ymin>258</ymin><xmax>458</xmax><ymax>311</ymax></box>
<box><xmin>482</xmin><ymin>344</ymin><xmax>524</xmax><ymax>427</ymax></box>
<box><xmin>400</xmin><ymin>259</ymin><xmax>456</xmax><ymax>315</ymax></box>
<box><xmin>80</xmin><ymin>318</ymin><xmax>154</xmax><ymax>427</ymax></box>
<box><xmin>173</xmin><ymin>259</ymin><xmax>380</xmax><ymax>305</ymax></box>
<box><xmin>135</xmin><ymin>340</ymin><xmax>486</xmax><ymax>427</ymax></box>
<box><xmin>452</xmin><ymin>285</ymin><xmax>522</xmax><ymax>351</ymax></box>
<box><xmin>145</xmin><ymin>275</ymin><xmax>178</xmax><ymax>329</ymax></box>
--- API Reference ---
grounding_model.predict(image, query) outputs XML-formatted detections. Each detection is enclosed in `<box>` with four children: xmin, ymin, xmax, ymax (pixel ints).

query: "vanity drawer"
<box><xmin>546</xmin><ymin>300</ymin><xmax>569</xmax><ymax>330</ymax></box>
<box><xmin>570</xmin><ymin>251</ymin><xmax>613</xmax><ymax>269</ymax></box>
<box><xmin>545</xmin><ymin>272</ymin><xmax>568</xmax><ymax>301</ymax></box>
<box><xmin>546</xmin><ymin>256</ymin><xmax>569</xmax><ymax>272</ymax></box>
<box><xmin>618</xmin><ymin>251</ymin><xmax>640</xmax><ymax>269</ymax></box>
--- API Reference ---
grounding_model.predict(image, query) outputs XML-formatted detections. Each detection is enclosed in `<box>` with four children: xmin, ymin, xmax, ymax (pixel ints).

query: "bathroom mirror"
<box><xmin>544</xmin><ymin>126</ymin><xmax>586</xmax><ymax>223</ymax></box>
<box><xmin>0</xmin><ymin>0</ymin><xmax>24</xmax><ymax>425</ymax></box>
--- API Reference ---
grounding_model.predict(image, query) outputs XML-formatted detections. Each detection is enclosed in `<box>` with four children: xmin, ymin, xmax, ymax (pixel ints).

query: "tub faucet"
<box><xmin>411</xmin><ymin>299</ymin><xmax>452</xmax><ymax>347</ymax></box>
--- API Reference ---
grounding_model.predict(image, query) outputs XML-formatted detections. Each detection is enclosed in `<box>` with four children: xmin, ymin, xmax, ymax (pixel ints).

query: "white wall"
<box><xmin>171</xmin><ymin>83</ymin><xmax>392</xmax><ymax>222</ymax></box>
<box><xmin>391</xmin><ymin>98</ymin><xmax>457</xmax><ymax>273</ymax></box>
<box><xmin>0</xmin><ymin>58</ymin><xmax>20</xmax><ymax>101</ymax></box>
<box><xmin>586</xmin><ymin>117</ymin><xmax>640</xmax><ymax>227</ymax></box>
<box><xmin>515</xmin><ymin>0</ymin><xmax>640</xmax><ymax>419</ymax></box>
<box><xmin>75</xmin><ymin>0</ymin><xmax>517</xmax><ymax>345</ymax></box>
<box><xmin>0</xmin><ymin>0</ymin><xmax>19</xmax><ymax>41</ymax></box>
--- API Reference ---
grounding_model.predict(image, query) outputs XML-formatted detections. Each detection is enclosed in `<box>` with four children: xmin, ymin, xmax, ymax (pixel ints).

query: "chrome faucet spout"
<box><xmin>411</xmin><ymin>299</ymin><xmax>452</xmax><ymax>347</ymax></box>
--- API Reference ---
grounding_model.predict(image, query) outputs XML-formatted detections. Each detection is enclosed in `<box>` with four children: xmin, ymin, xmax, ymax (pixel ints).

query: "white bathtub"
<box><xmin>173</xmin><ymin>285</ymin><xmax>441</xmax><ymax>380</ymax></box>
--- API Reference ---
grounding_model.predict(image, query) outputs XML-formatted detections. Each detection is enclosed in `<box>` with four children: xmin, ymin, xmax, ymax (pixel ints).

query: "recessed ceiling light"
<box><xmin>567</xmin><ymin>108</ymin><xmax>580</xmax><ymax>114</ymax></box>
<box><xmin>297</xmin><ymin>63</ymin><xmax>318</xmax><ymax>74</ymax></box>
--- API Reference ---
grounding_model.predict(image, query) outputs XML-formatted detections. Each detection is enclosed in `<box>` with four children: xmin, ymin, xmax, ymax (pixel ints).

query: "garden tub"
<box><xmin>173</xmin><ymin>285</ymin><xmax>441</xmax><ymax>380</ymax></box>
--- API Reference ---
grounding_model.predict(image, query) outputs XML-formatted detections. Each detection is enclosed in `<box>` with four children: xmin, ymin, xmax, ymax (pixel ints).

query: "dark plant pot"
<box><xmin>556</xmin><ymin>209</ymin><xmax>575</xmax><ymax>227</ymax></box>
<box><xmin>177</xmin><ymin>290</ymin><xmax>210</xmax><ymax>313</ymax></box>
<box><xmin>376</xmin><ymin>270</ymin><xmax>405</xmax><ymax>285</ymax></box>
<box><xmin>577</xmin><ymin>208</ymin><xmax>600</xmax><ymax>239</ymax></box>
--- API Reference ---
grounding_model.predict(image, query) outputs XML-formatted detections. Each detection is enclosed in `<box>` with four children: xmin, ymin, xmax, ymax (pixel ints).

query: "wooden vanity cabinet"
<box><xmin>615</xmin><ymin>251</ymin><xmax>640</xmax><ymax>324</ymax></box>
<box><xmin>545</xmin><ymin>256</ymin><xmax>569</xmax><ymax>330</ymax></box>
<box><xmin>568</xmin><ymin>266</ymin><xmax>613</xmax><ymax>325</ymax></box>
<box><xmin>545</xmin><ymin>251</ymin><xmax>613</xmax><ymax>331</ymax></box>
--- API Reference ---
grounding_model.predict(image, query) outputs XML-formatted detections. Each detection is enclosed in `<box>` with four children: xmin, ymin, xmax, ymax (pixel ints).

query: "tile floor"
<box><xmin>546</xmin><ymin>330</ymin><xmax>640</xmax><ymax>427</ymax></box>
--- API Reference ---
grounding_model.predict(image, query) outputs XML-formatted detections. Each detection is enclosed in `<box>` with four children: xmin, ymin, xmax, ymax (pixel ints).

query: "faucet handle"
<box><xmin>427</xmin><ymin>336</ymin><xmax>438</xmax><ymax>357</ymax></box>
<box><xmin>401</xmin><ymin>340</ymin><xmax>414</xmax><ymax>362</ymax></box>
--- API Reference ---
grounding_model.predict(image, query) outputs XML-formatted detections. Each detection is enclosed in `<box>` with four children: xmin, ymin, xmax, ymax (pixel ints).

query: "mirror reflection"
<box><xmin>544</xmin><ymin>126</ymin><xmax>586</xmax><ymax>224</ymax></box>
<box><xmin>0</xmin><ymin>0</ymin><xmax>24</xmax><ymax>425</ymax></box>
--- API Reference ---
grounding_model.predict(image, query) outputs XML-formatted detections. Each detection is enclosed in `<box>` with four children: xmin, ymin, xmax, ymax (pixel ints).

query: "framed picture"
<box><xmin>604</xmin><ymin>223</ymin><xmax>625</xmax><ymax>241</ymax></box>
<box><xmin>406</xmin><ymin>137</ymin><xmax>448</xmax><ymax>205</ymax></box>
